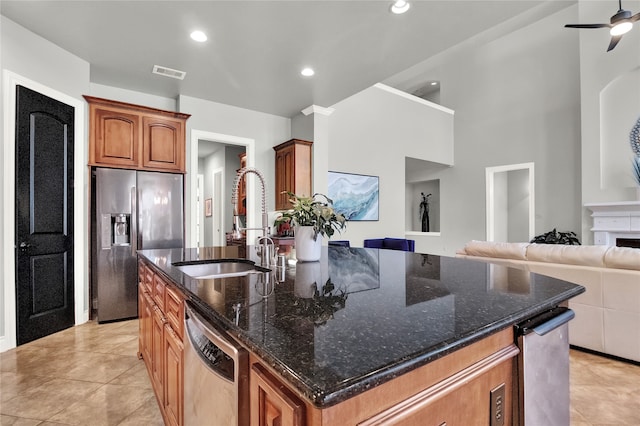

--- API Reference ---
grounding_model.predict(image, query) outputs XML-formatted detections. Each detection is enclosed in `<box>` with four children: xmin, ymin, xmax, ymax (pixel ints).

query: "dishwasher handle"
<box><xmin>185</xmin><ymin>302</ymin><xmax>242</xmax><ymax>360</ymax></box>
<box><xmin>515</xmin><ymin>307</ymin><xmax>575</xmax><ymax>336</ymax></box>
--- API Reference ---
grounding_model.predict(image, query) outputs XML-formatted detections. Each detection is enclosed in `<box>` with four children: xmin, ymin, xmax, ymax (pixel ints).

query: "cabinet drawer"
<box><xmin>153</xmin><ymin>275</ymin><xmax>167</xmax><ymax>311</ymax></box>
<box><xmin>144</xmin><ymin>265</ymin><xmax>154</xmax><ymax>293</ymax></box>
<box><xmin>165</xmin><ymin>285</ymin><xmax>184</xmax><ymax>339</ymax></box>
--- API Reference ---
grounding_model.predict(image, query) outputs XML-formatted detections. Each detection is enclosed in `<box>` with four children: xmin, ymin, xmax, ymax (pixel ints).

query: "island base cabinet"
<box><xmin>250</xmin><ymin>362</ymin><xmax>305</xmax><ymax>426</ymax></box>
<box><xmin>248</xmin><ymin>328</ymin><xmax>518</xmax><ymax>426</ymax></box>
<box><xmin>358</xmin><ymin>348</ymin><xmax>516</xmax><ymax>426</ymax></box>
<box><xmin>138</xmin><ymin>258</ymin><xmax>185</xmax><ymax>426</ymax></box>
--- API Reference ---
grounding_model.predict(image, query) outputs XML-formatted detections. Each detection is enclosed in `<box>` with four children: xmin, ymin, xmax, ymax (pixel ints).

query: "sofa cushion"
<box><xmin>462</xmin><ymin>240</ymin><xmax>529</xmax><ymax>260</ymax></box>
<box><xmin>526</xmin><ymin>243</ymin><xmax>608</xmax><ymax>267</ymax></box>
<box><xmin>603</xmin><ymin>246</ymin><xmax>640</xmax><ymax>271</ymax></box>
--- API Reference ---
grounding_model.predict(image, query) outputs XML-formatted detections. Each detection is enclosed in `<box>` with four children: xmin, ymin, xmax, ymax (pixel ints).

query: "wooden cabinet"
<box><xmin>138</xmin><ymin>258</ymin><xmax>185</xmax><ymax>426</ymax></box>
<box><xmin>164</xmin><ymin>324</ymin><xmax>184</xmax><ymax>426</ymax></box>
<box><xmin>274</xmin><ymin>139</ymin><xmax>312</xmax><ymax>210</ymax></box>
<box><xmin>248</xmin><ymin>328</ymin><xmax>517</xmax><ymax>426</ymax></box>
<box><xmin>151</xmin><ymin>304</ymin><xmax>166</xmax><ymax>399</ymax></box>
<box><xmin>85</xmin><ymin>96</ymin><xmax>190</xmax><ymax>172</ymax></box>
<box><xmin>250</xmin><ymin>361</ymin><xmax>305</xmax><ymax>426</ymax></box>
<box><xmin>236</xmin><ymin>153</ymin><xmax>247</xmax><ymax>215</ymax></box>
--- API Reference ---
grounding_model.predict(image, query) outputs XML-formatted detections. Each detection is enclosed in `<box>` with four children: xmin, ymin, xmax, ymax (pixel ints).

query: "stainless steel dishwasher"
<box><xmin>515</xmin><ymin>306</ymin><xmax>575</xmax><ymax>426</ymax></box>
<box><xmin>184</xmin><ymin>302</ymin><xmax>249</xmax><ymax>426</ymax></box>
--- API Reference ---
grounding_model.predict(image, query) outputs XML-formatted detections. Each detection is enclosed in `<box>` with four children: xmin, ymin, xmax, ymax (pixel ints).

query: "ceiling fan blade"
<box><xmin>631</xmin><ymin>12</ymin><xmax>640</xmax><ymax>22</ymax></box>
<box><xmin>565</xmin><ymin>23</ymin><xmax>611</xmax><ymax>29</ymax></box>
<box><xmin>607</xmin><ymin>35</ymin><xmax>623</xmax><ymax>51</ymax></box>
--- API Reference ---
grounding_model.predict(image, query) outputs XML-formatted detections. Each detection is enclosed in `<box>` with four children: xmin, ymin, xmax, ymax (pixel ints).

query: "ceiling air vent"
<box><xmin>152</xmin><ymin>65</ymin><xmax>186</xmax><ymax>80</ymax></box>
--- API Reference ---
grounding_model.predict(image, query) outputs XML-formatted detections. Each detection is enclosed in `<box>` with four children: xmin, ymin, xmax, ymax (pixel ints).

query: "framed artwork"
<box><xmin>205</xmin><ymin>198</ymin><xmax>212</xmax><ymax>217</ymax></box>
<box><xmin>327</xmin><ymin>171</ymin><xmax>379</xmax><ymax>221</ymax></box>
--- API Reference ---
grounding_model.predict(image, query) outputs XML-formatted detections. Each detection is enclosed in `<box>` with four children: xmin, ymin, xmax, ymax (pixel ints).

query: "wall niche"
<box><xmin>407</xmin><ymin>179</ymin><xmax>440</xmax><ymax>233</ymax></box>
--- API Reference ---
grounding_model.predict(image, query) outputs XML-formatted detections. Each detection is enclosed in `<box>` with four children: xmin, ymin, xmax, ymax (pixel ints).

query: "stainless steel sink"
<box><xmin>174</xmin><ymin>261</ymin><xmax>262</xmax><ymax>279</ymax></box>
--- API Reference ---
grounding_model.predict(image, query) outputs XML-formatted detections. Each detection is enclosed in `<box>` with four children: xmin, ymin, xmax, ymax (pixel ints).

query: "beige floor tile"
<box><xmin>570</xmin><ymin>349</ymin><xmax>640</xmax><ymax>425</ymax></box>
<box><xmin>116</xmin><ymin>395</ymin><xmax>164</xmax><ymax>426</ymax></box>
<box><xmin>56</xmin><ymin>352</ymin><xmax>140</xmax><ymax>384</ymax></box>
<box><xmin>0</xmin><ymin>378</ymin><xmax>102</xmax><ymax>420</ymax></box>
<box><xmin>48</xmin><ymin>383</ymin><xmax>155</xmax><ymax>426</ymax></box>
<box><xmin>108</xmin><ymin>361</ymin><xmax>152</xmax><ymax>389</ymax></box>
<box><xmin>0</xmin><ymin>414</ymin><xmax>43</xmax><ymax>426</ymax></box>
<box><xmin>0</xmin><ymin>372</ymin><xmax>53</xmax><ymax>403</ymax></box>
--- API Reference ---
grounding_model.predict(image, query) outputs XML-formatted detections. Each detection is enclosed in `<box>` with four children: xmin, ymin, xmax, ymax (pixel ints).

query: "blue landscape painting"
<box><xmin>327</xmin><ymin>171</ymin><xmax>379</xmax><ymax>221</ymax></box>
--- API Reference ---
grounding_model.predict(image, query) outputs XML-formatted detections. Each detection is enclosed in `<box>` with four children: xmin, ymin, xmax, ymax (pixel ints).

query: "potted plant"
<box><xmin>530</xmin><ymin>228</ymin><xmax>581</xmax><ymax>245</ymax></box>
<box><xmin>274</xmin><ymin>191</ymin><xmax>346</xmax><ymax>261</ymax></box>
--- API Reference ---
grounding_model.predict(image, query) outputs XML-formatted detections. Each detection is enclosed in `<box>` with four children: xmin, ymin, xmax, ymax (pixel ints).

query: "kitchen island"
<box><xmin>137</xmin><ymin>246</ymin><xmax>584</xmax><ymax>426</ymax></box>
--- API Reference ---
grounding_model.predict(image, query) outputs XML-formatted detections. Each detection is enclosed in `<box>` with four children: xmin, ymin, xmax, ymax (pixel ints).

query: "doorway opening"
<box><xmin>188</xmin><ymin>130</ymin><xmax>255</xmax><ymax>248</ymax></box>
<box><xmin>2</xmin><ymin>71</ymin><xmax>86</xmax><ymax>351</ymax></box>
<box><xmin>486</xmin><ymin>163</ymin><xmax>535</xmax><ymax>243</ymax></box>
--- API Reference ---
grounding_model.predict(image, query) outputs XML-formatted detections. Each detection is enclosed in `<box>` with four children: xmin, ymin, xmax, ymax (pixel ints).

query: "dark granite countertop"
<box><xmin>138</xmin><ymin>246</ymin><xmax>584</xmax><ymax>408</ymax></box>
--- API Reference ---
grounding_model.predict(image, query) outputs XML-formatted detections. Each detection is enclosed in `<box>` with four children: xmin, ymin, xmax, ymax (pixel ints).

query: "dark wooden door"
<box><xmin>15</xmin><ymin>85</ymin><xmax>75</xmax><ymax>345</ymax></box>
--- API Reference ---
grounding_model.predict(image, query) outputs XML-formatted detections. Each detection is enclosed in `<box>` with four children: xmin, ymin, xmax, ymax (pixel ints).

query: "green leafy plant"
<box><xmin>274</xmin><ymin>192</ymin><xmax>346</xmax><ymax>240</ymax></box>
<box><xmin>530</xmin><ymin>228</ymin><xmax>581</xmax><ymax>245</ymax></box>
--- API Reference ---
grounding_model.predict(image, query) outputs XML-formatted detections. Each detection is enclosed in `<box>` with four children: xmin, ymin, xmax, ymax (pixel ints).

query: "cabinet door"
<box><xmin>164</xmin><ymin>285</ymin><xmax>184</xmax><ymax>339</ymax></box>
<box><xmin>274</xmin><ymin>140</ymin><xmax>312</xmax><ymax>211</ymax></box>
<box><xmin>275</xmin><ymin>146</ymin><xmax>295</xmax><ymax>210</ymax></box>
<box><xmin>153</xmin><ymin>274</ymin><xmax>166</xmax><ymax>312</ymax></box>
<box><xmin>237</xmin><ymin>153</ymin><xmax>247</xmax><ymax>215</ymax></box>
<box><xmin>92</xmin><ymin>107</ymin><xmax>140</xmax><ymax>167</ymax></box>
<box><xmin>164</xmin><ymin>324</ymin><xmax>184</xmax><ymax>426</ymax></box>
<box><xmin>142</xmin><ymin>116</ymin><xmax>185</xmax><ymax>171</ymax></box>
<box><xmin>250</xmin><ymin>362</ymin><xmax>305</xmax><ymax>426</ymax></box>
<box><xmin>151</xmin><ymin>305</ymin><xmax>166</xmax><ymax>402</ymax></box>
<box><xmin>138</xmin><ymin>286</ymin><xmax>148</xmax><ymax>360</ymax></box>
<box><xmin>141</xmin><ymin>291</ymin><xmax>154</xmax><ymax>368</ymax></box>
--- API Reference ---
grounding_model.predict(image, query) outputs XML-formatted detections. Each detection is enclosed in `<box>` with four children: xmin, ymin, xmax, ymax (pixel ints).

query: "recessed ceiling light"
<box><xmin>190</xmin><ymin>30</ymin><xmax>207</xmax><ymax>42</ymax></box>
<box><xmin>430</xmin><ymin>81</ymin><xmax>438</xmax><ymax>86</ymax></box>
<box><xmin>390</xmin><ymin>0</ymin><xmax>410</xmax><ymax>14</ymax></box>
<box><xmin>301</xmin><ymin>67</ymin><xmax>315</xmax><ymax>77</ymax></box>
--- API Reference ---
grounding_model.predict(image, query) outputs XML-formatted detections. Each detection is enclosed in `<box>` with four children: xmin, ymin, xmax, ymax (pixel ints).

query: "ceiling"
<box><xmin>1</xmin><ymin>1</ymin><xmax>568</xmax><ymax>118</ymax></box>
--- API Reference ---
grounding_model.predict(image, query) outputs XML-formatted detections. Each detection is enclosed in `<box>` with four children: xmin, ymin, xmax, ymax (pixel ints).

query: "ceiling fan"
<box><xmin>565</xmin><ymin>0</ymin><xmax>640</xmax><ymax>51</ymax></box>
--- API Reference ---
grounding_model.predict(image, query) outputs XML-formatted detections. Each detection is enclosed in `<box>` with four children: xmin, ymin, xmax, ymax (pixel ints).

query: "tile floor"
<box><xmin>1</xmin><ymin>320</ymin><xmax>640</xmax><ymax>425</ymax></box>
<box><xmin>0</xmin><ymin>319</ymin><xmax>163</xmax><ymax>426</ymax></box>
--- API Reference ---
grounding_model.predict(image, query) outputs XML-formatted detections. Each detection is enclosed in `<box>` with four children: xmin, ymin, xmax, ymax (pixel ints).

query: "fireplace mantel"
<box><xmin>585</xmin><ymin>201</ymin><xmax>640</xmax><ymax>246</ymax></box>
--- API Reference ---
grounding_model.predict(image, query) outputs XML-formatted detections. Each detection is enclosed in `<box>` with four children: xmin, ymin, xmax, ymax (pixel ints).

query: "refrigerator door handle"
<box><xmin>131</xmin><ymin>186</ymin><xmax>137</xmax><ymax>256</ymax></box>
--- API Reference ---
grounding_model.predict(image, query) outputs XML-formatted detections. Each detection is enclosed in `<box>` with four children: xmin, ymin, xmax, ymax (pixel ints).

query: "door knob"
<box><xmin>19</xmin><ymin>242</ymin><xmax>31</xmax><ymax>249</ymax></box>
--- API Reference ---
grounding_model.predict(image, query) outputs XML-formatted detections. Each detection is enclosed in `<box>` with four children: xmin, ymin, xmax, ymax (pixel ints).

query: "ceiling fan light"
<box><xmin>390</xmin><ymin>0</ymin><xmax>410</xmax><ymax>14</ymax></box>
<box><xmin>610</xmin><ymin>21</ymin><xmax>633</xmax><ymax>36</ymax></box>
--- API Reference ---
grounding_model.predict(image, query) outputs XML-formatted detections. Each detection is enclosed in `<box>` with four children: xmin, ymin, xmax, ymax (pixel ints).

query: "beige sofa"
<box><xmin>457</xmin><ymin>241</ymin><xmax>640</xmax><ymax>363</ymax></box>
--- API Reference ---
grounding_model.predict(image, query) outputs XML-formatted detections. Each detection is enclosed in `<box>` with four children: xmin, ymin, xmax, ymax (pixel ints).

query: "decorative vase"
<box><xmin>294</xmin><ymin>225</ymin><xmax>322</xmax><ymax>262</ymax></box>
<box><xmin>294</xmin><ymin>261</ymin><xmax>321</xmax><ymax>298</ymax></box>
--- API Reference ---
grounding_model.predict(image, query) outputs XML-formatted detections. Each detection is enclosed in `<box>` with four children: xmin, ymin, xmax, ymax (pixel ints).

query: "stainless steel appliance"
<box><xmin>184</xmin><ymin>302</ymin><xmax>249</xmax><ymax>426</ymax></box>
<box><xmin>92</xmin><ymin>168</ymin><xmax>184</xmax><ymax>322</ymax></box>
<box><xmin>515</xmin><ymin>307</ymin><xmax>575</xmax><ymax>426</ymax></box>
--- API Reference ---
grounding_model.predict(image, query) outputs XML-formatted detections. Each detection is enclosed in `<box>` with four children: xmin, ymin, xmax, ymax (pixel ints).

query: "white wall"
<box><xmin>579</xmin><ymin>1</ymin><xmax>640</xmax><ymax>244</ymax></box>
<box><xmin>328</xmin><ymin>84</ymin><xmax>454</xmax><ymax>249</ymax></box>
<box><xmin>202</xmin><ymin>149</ymin><xmax>224</xmax><ymax>246</ymax></box>
<box><xmin>386</xmin><ymin>5</ymin><xmax>582</xmax><ymax>255</ymax></box>
<box><xmin>178</xmin><ymin>95</ymin><xmax>291</xmax><ymax>247</ymax></box>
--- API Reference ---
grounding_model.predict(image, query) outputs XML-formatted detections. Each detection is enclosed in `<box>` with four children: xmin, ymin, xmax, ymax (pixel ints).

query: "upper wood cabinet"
<box><xmin>236</xmin><ymin>153</ymin><xmax>247</xmax><ymax>215</ymax></box>
<box><xmin>84</xmin><ymin>95</ymin><xmax>190</xmax><ymax>172</ymax></box>
<box><xmin>273</xmin><ymin>139</ymin><xmax>312</xmax><ymax>210</ymax></box>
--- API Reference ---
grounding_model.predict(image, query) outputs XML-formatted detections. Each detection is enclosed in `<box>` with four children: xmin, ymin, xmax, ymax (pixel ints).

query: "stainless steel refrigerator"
<box><xmin>92</xmin><ymin>168</ymin><xmax>184</xmax><ymax>323</ymax></box>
